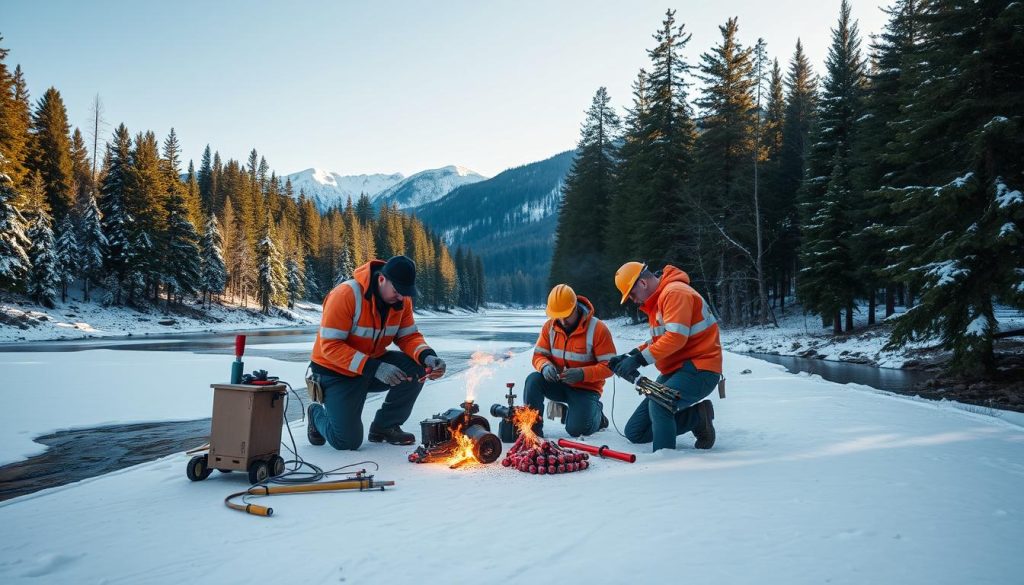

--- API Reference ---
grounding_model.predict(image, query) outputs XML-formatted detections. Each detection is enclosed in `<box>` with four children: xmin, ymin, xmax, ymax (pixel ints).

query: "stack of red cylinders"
<box><xmin>500</xmin><ymin>434</ymin><xmax>589</xmax><ymax>474</ymax></box>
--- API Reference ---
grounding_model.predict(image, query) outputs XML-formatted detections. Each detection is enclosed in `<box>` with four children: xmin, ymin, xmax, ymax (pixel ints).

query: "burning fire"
<box><xmin>513</xmin><ymin>406</ymin><xmax>541</xmax><ymax>448</ymax></box>
<box><xmin>446</xmin><ymin>429</ymin><xmax>477</xmax><ymax>469</ymax></box>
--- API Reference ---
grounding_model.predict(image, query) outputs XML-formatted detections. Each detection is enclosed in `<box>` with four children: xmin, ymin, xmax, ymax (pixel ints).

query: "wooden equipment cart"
<box><xmin>186</xmin><ymin>382</ymin><xmax>288</xmax><ymax>484</ymax></box>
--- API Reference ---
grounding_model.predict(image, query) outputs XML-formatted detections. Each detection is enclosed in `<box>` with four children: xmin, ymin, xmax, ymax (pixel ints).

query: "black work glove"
<box><xmin>612</xmin><ymin>352</ymin><xmax>647</xmax><ymax>381</ymax></box>
<box><xmin>559</xmin><ymin>368</ymin><xmax>584</xmax><ymax>385</ymax></box>
<box><xmin>607</xmin><ymin>348</ymin><xmax>641</xmax><ymax>372</ymax></box>
<box><xmin>541</xmin><ymin>363</ymin><xmax>560</xmax><ymax>383</ymax></box>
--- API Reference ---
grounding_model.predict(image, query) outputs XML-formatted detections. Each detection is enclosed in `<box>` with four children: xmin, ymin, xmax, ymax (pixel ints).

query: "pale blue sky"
<box><xmin>4</xmin><ymin>0</ymin><xmax>888</xmax><ymax>178</ymax></box>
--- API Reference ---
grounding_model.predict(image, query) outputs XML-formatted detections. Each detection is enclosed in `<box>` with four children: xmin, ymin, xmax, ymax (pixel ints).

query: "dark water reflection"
<box><xmin>743</xmin><ymin>352</ymin><xmax>935</xmax><ymax>393</ymax></box>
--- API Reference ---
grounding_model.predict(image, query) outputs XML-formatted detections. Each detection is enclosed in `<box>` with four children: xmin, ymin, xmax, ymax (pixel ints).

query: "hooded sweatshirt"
<box><xmin>636</xmin><ymin>265</ymin><xmax>722</xmax><ymax>374</ymax></box>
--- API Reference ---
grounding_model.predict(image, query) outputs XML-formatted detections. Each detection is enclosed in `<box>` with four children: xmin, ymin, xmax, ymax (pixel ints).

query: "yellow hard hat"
<box><xmin>614</xmin><ymin>262</ymin><xmax>646</xmax><ymax>304</ymax></box>
<box><xmin>546</xmin><ymin>284</ymin><xmax>577</xmax><ymax>319</ymax></box>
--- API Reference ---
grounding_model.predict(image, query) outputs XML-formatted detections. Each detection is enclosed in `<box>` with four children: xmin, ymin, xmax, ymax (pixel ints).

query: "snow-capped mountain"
<box><xmin>412</xmin><ymin>150</ymin><xmax>576</xmax><ymax>292</ymax></box>
<box><xmin>285</xmin><ymin>168</ymin><xmax>404</xmax><ymax>212</ymax></box>
<box><xmin>374</xmin><ymin>166</ymin><xmax>486</xmax><ymax>210</ymax></box>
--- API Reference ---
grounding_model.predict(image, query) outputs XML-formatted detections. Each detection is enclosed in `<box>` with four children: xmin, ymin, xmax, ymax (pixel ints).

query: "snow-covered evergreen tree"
<box><xmin>0</xmin><ymin>161</ymin><xmax>31</xmax><ymax>291</ymax></box>
<box><xmin>798</xmin><ymin>154</ymin><xmax>855</xmax><ymax>331</ymax></box>
<box><xmin>883</xmin><ymin>0</ymin><xmax>1024</xmax><ymax>375</ymax></box>
<box><xmin>54</xmin><ymin>213</ymin><xmax>79</xmax><ymax>302</ymax></box>
<box><xmin>100</xmin><ymin>124</ymin><xmax>133</xmax><ymax>300</ymax></box>
<box><xmin>26</xmin><ymin>203</ymin><xmax>59</xmax><ymax>307</ymax></box>
<box><xmin>285</xmin><ymin>253</ymin><xmax>304</xmax><ymax>309</ymax></box>
<box><xmin>199</xmin><ymin>213</ymin><xmax>227</xmax><ymax>307</ymax></box>
<box><xmin>162</xmin><ymin>188</ymin><xmax>201</xmax><ymax>303</ymax></box>
<box><xmin>256</xmin><ymin>219</ymin><xmax>286</xmax><ymax>314</ymax></box>
<box><xmin>333</xmin><ymin>244</ymin><xmax>355</xmax><ymax>286</ymax></box>
<box><xmin>797</xmin><ymin>0</ymin><xmax>866</xmax><ymax>332</ymax></box>
<box><xmin>78</xmin><ymin>192</ymin><xmax>105</xmax><ymax>302</ymax></box>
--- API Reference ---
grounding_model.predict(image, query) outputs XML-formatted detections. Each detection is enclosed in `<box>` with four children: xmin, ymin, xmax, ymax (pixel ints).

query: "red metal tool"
<box><xmin>557</xmin><ymin>438</ymin><xmax>636</xmax><ymax>463</ymax></box>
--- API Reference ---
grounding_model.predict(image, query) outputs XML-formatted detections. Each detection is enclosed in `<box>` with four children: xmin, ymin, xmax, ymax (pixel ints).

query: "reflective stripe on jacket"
<box><xmin>310</xmin><ymin>260</ymin><xmax>431</xmax><ymax>376</ymax></box>
<box><xmin>532</xmin><ymin>296</ymin><xmax>616</xmax><ymax>395</ymax></box>
<box><xmin>637</xmin><ymin>265</ymin><xmax>722</xmax><ymax>375</ymax></box>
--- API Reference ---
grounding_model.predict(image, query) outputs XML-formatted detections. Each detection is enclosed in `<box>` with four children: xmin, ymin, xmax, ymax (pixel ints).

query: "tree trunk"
<box><xmin>833</xmin><ymin>312</ymin><xmax>842</xmax><ymax>334</ymax></box>
<box><xmin>885</xmin><ymin>283</ymin><xmax>895</xmax><ymax>317</ymax></box>
<box><xmin>845</xmin><ymin>300</ymin><xmax>854</xmax><ymax>333</ymax></box>
<box><xmin>868</xmin><ymin>288</ymin><xmax>876</xmax><ymax>326</ymax></box>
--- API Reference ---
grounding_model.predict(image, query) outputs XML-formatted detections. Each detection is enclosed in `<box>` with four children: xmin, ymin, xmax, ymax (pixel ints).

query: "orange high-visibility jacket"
<box><xmin>636</xmin><ymin>266</ymin><xmax>722</xmax><ymax>375</ymax></box>
<box><xmin>310</xmin><ymin>260</ymin><xmax>432</xmax><ymax>376</ymax></box>
<box><xmin>532</xmin><ymin>296</ymin><xmax>617</xmax><ymax>395</ymax></box>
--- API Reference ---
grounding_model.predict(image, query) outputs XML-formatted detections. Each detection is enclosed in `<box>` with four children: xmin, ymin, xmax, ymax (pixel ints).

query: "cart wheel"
<box><xmin>186</xmin><ymin>455</ymin><xmax>212</xmax><ymax>481</ymax></box>
<box><xmin>248</xmin><ymin>460</ymin><xmax>270</xmax><ymax>484</ymax></box>
<box><xmin>268</xmin><ymin>455</ymin><xmax>286</xmax><ymax>477</ymax></box>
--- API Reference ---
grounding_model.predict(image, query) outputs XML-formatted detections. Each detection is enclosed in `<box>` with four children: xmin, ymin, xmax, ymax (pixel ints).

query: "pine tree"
<box><xmin>606</xmin><ymin>69</ymin><xmax>651</xmax><ymax>267</ymax></box>
<box><xmin>334</xmin><ymin>243</ymin><xmax>355</xmax><ymax>285</ymax></box>
<box><xmin>198</xmin><ymin>213</ymin><xmax>227</xmax><ymax>306</ymax></box>
<box><xmin>798</xmin><ymin>153</ymin><xmax>856</xmax><ymax>332</ymax></box>
<box><xmin>163</xmin><ymin>188</ymin><xmax>202</xmax><ymax>303</ymax></box>
<box><xmin>28</xmin><ymin>87</ymin><xmax>75</xmax><ymax>222</ymax></box>
<box><xmin>54</xmin><ymin>214</ymin><xmax>79</xmax><ymax>302</ymax></box>
<box><xmin>100</xmin><ymin>124</ymin><xmax>133</xmax><ymax>298</ymax></box>
<box><xmin>549</xmin><ymin>86</ymin><xmax>621</xmax><ymax>312</ymax></box>
<box><xmin>797</xmin><ymin>0</ymin><xmax>866</xmax><ymax>331</ymax></box>
<box><xmin>852</xmin><ymin>0</ymin><xmax>924</xmax><ymax>324</ymax></box>
<box><xmin>198</xmin><ymin>145</ymin><xmax>213</xmax><ymax>213</ymax></box>
<box><xmin>285</xmin><ymin>252</ymin><xmax>304</xmax><ymax>309</ymax></box>
<box><xmin>78</xmin><ymin>191</ymin><xmax>105</xmax><ymax>302</ymax></box>
<box><xmin>256</xmin><ymin>217</ymin><xmax>286</xmax><ymax>314</ymax></box>
<box><xmin>693</xmin><ymin>17</ymin><xmax>759</xmax><ymax>324</ymax></box>
<box><xmin>637</xmin><ymin>10</ymin><xmax>697</xmax><ymax>264</ymax></box>
<box><xmin>776</xmin><ymin>40</ymin><xmax>817</xmax><ymax>309</ymax></box>
<box><xmin>26</xmin><ymin>201</ymin><xmax>59</xmax><ymax>307</ymax></box>
<box><xmin>0</xmin><ymin>156</ymin><xmax>31</xmax><ymax>290</ymax></box>
<box><xmin>883</xmin><ymin>0</ymin><xmax>1024</xmax><ymax>376</ymax></box>
<box><xmin>70</xmin><ymin>128</ymin><xmax>92</xmax><ymax>208</ymax></box>
<box><xmin>0</xmin><ymin>40</ymin><xmax>32</xmax><ymax>188</ymax></box>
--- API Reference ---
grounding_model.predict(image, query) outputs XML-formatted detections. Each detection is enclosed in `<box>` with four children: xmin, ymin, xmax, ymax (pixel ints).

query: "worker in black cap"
<box><xmin>308</xmin><ymin>255</ymin><xmax>447</xmax><ymax>448</ymax></box>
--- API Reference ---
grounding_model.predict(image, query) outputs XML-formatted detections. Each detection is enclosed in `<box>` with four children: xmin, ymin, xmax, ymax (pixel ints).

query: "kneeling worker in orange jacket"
<box><xmin>608</xmin><ymin>262</ymin><xmax>723</xmax><ymax>452</ymax></box>
<box><xmin>526</xmin><ymin>284</ymin><xmax>617</xmax><ymax>437</ymax></box>
<box><xmin>307</xmin><ymin>255</ymin><xmax>446</xmax><ymax>449</ymax></box>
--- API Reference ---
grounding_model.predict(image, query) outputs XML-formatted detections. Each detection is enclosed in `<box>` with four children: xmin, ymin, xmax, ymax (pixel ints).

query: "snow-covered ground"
<box><xmin>713</xmin><ymin>302</ymin><xmax>1024</xmax><ymax>369</ymax></box>
<box><xmin>0</xmin><ymin>297</ymin><xmax>323</xmax><ymax>343</ymax></box>
<box><xmin>1</xmin><ymin>315</ymin><xmax>1023</xmax><ymax>584</ymax></box>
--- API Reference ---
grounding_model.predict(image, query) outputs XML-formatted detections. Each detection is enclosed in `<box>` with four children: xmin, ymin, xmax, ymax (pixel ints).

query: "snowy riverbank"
<box><xmin>0</xmin><ymin>296</ymin><xmax>323</xmax><ymax>343</ymax></box>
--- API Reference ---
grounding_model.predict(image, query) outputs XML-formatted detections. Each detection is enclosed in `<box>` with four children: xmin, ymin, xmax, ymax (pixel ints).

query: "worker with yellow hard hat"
<box><xmin>526</xmin><ymin>284</ymin><xmax>617</xmax><ymax>437</ymax></box>
<box><xmin>608</xmin><ymin>261</ymin><xmax>723</xmax><ymax>452</ymax></box>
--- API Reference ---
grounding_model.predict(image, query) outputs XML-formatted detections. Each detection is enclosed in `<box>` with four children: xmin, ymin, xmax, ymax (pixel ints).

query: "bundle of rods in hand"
<box><xmin>501</xmin><ymin>433</ymin><xmax>589</xmax><ymax>475</ymax></box>
<box><xmin>631</xmin><ymin>374</ymin><xmax>683</xmax><ymax>412</ymax></box>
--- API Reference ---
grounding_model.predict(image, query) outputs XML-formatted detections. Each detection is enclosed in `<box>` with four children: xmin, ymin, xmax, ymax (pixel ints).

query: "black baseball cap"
<box><xmin>381</xmin><ymin>255</ymin><xmax>419</xmax><ymax>297</ymax></box>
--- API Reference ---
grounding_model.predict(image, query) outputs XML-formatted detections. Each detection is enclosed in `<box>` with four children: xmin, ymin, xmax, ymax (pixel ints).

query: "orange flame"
<box><xmin>445</xmin><ymin>428</ymin><xmax>478</xmax><ymax>469</ymax></box>
<box><xmin>513</xmin><ymin>406</ymin><xmax>542</xmax><ymax>449</ymax></box>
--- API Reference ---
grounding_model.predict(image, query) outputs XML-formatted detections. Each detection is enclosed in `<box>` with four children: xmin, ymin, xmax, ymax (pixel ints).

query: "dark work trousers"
<box><xmin>523</xmin><ymin>371</ymin><xmax>604</xmax><ymax>437</ymax></box>
<box><xmin>624</xmin><ymin>360</ymin><xmax>721</xmax><ymax>452</ymax></box>
<box><xmin>310</xmin><ymin>351</ymin><xmax>424</xmax><ymax>450</ymax></box>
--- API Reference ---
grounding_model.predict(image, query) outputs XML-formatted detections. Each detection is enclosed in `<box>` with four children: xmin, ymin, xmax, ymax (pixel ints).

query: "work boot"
<box><xmin>307</xmin><ymin>404</ymin><xmax>325</xmax><ymax>446</ymax></box>
<box><xmin>368</xmin><ymin>423</ymin><xmax>416</xmax><ymax>445</ymax></box>
<box><xmin>693</xmin><ymin>400</ymin><xmax>716</xmax><ymax>450</ymax></box>
<box><xmin>599</xmin><ymin>413</ymin><xmax>609</xmax><ymax>431</ymax></box>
